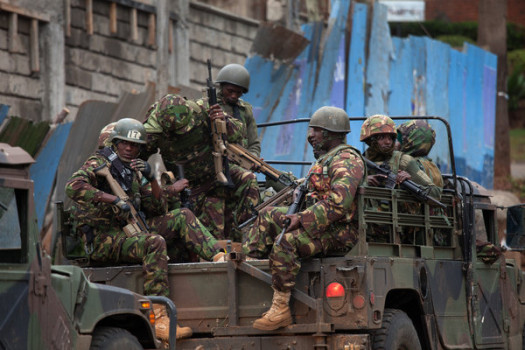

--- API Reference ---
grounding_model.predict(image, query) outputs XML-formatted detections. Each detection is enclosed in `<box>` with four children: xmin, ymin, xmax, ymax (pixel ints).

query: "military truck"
<box><xmin>0</xmin><ymin>143</ymin><xmax>175</xmax><ymax>350</ymax></box>
<box><xmin>62</xmin><ymin>117</ymin><xmax>525</xmax><ymax>349</ymax></box>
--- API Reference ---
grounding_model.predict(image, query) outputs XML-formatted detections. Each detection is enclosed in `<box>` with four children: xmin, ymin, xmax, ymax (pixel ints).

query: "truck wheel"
<box><xmin>90</xmin><ymin>327</ymin><xmax>143</xmax><ymax>350</ymax></box>
<box><xmin>372</xmin><ymin>308</ymin><xmax>421</xmax><ymax>350</ymax></box>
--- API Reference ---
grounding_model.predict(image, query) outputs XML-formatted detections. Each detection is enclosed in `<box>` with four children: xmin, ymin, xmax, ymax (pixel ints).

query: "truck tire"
<box><xmin>90</xmin><ymin>327</ymin><xmax>143</xmax><ymax>350</ymax></box>
<box><xmin>372</xmin><ymin>308</ymin><xmax>422</xmax><ymax>350</ymax></box>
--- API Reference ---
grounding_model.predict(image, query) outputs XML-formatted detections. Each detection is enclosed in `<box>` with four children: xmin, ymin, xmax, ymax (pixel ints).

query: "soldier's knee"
<box><xmin>148</xmin><ymin>234</ymin><xmax>167</xmax><ymax>250</ymax></box>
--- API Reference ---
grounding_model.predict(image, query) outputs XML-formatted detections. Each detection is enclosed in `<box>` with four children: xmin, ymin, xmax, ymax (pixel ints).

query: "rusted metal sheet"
<box><xmin>0</xmin><ymin>116</ymin><xmax>50</xmax><ymax>157</ymax></box>
<box><xmin>250</xmin><ymin>22</ymin><xmax>310</xmax><ymax>63</ymax></box>
<box><xmin>0</xmin><ymin>104</ymin><xmax>9</xmax><ymax>125</ymax></box>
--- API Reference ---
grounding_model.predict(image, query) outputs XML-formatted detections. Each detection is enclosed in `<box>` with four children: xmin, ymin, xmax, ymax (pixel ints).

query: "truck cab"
<box><xmin>0</xmin><ymin>143</ymin><xmax>167</xmax><ymax>350</ymax></box>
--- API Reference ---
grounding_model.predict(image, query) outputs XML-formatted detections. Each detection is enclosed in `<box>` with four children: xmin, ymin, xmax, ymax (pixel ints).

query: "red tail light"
<box><xmin>326</xmin><ymin>282</ymin><xmax>345</xmax><ymax>298</ymax></box>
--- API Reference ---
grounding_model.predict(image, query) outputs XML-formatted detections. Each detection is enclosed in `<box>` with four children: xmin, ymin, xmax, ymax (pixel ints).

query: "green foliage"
<box><xmin>435</xmin><ymin>35</ymin><xmax>475</xmax><ymax>48</ymax></box>
<box><xmin>389</xmin><ymin>21</ymin><xmax>525</xmax><ymax>51</ymax></box>
<box><xmin>508</xmin><ymin>63</ymin><xmax>525</xmax><ymax>111</ymax></box>
<box><xmin>510</xmin><ymin>128</ymin><xmax>525</xmax><ymax>162</ymax></box>
<box><xmin>508</xmin><ymin>49</ymin><xmax>525</xmax><ymax>71</ymax></box>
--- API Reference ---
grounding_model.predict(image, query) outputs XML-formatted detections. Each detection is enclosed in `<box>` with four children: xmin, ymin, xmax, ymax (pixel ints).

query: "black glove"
<box><xmin>131</xmin><ymin>159</ymin><xmax>154</xmax><ymax>181</ymax></box>
<box><xmin>112</xmin><ymin>196</ymin><xmax>130</xmax><ymax>219</ymax></box>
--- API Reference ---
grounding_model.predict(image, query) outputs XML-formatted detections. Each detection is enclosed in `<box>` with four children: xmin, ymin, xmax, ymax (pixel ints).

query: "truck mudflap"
<box><xmin>177</xmin><ymin>334</ymin><xmax>370</xmax><ymax>350</ymax></box>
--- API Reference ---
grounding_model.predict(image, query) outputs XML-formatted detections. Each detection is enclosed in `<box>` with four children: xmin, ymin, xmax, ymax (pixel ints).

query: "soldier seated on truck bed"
<box><xmin>360</xmin><ymin>115</ymin><xmax>442</xmax><ymax>243</ymax></box>
<box><xmin>66</xmin><ymin>118</ymin><xmax>226</xmax><ymax>342</ymax></box>
<box><xmin>242</xmin><ymin>106</ymin><xmax>365</xmax><ymax>331</ymax></box>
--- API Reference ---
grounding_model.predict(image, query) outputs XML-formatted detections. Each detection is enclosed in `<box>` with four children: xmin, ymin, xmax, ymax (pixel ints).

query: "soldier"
<box><xmin>66</xmin><ymin>118</ymin><xmax>225</xmax><ymax>342</ymax></box>
<box><xmin>142</xmin><ymin>94</ymin><xmax>260</xmax><ymax>241</ymax></box>
<box><xmin>243</xmin><ymin>107</ymin><xmax>365</xmax><ymax>331</ymax></box>
<box><xmin>360</xmin><ymin>115</ymin><xmax>441</xmax><ymax>198</ymax></box>
<box><xmin>196</xmin><ymin>63</ymin><xmax>260</xmax><ymax>157</ymax></box>
<box><xmin>361</xmin><ymin>115</ymin><xmax>442</xmax><ymax>243</ymax></box>
<box><xmin>396</xmin><ymin>120</ymin><xmax>443</xmax><ymax>187</ymax></box>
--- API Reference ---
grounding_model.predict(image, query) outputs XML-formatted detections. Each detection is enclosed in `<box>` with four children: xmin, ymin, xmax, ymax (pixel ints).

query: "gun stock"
<box><xmin>363</xmin><ymin>157</ymin><xmax>446</xmax><ymax>209</ymax></box>
<box><xmin>94</xmin><ymin>164</ymin><xmax>149</xmax><ymax>236</ymax></box>
<box><xmin>207</xmin><ymin>59</ymin><xmax>233</xmax><ymax>187</ymax></box>
<box><xmin>225</xmin><ymin>143</ymin><xmax>294</xmax><ymax>187</ymax></box>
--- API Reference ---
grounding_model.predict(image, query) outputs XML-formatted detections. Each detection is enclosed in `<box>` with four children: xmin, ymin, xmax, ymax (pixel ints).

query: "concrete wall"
<box><xmin>0</xmin><ymin>0</ymin><xmax>259</xmax><ymax>122</ymax></box>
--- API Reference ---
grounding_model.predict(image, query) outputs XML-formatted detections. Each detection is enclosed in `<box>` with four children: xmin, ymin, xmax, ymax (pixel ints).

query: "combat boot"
<box><xmin>153</xmin><ymin>304</ymin><xmax>192</xmax><ymax>341</ymax></box>
<box><xmin>252</xmin><ymin>288</ymin><xmax>292</xmax><ymax>330</ymax></box>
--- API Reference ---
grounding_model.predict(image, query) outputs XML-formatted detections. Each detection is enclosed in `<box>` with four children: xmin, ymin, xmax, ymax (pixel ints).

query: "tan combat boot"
<box><xmin>252</xmin><ymin>288</ymin><xmax>292</xmax><ymax>330</ymax></box>
<box><xmin>153</xmin><ymin>304</ymin><xmax>192</xmax><ymax>341</ymax></box>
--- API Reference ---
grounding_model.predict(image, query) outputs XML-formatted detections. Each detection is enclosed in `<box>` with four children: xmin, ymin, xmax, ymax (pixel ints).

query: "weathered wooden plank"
<box><xmin>424</xmin><ymin>38</ymin><xmax>450</xmax><ymax>174</ymax></box>
<box><xmin>130</xmin><ymin>7</ymin><xmax>138</xmax><ymax>42</ymax></box>
<box><xmin>30</xmin><ymin>122</ymin><xmax>72</xmax><ymax>231</ymax></box>
<box><xmin>388</xmin><ymin>37</ymin><xmax>412</xmax><ymax>116</ymax></box>
<box><xmin>448</xmin><ymin>49</ymin><xmax>467</xmax><ymax>176</ymax></box>
<box><xmin>0</xmin><ymin>117</ymin><xmax>50</xmax><ymax>157</ymax></box>
<box><xmin>346</xmin><ymin>2</ymin><xmax>367</xmax><ymax>150</ymax></box>
<box><xmin>364</xmin><ymin>3</ymin><xmax>392</xmax><ymax>116</ymax></box>
<box><xmin>86</xmin><ymin>0</ymin><xmax>93</xmax><ymax>35</ymax></box>
<box><xmin>410</xmin><ymin>36</ymin><xmax>427</xmax><ymax>116</ymax></box>
<box><xmin>481</xmin><ymin>50</ymin><xmax>497</xmax><ymax>188</ymax></box>
<box><xmin>109</xmin><ymin>2</ymin><xmax>118</xmax><ymax>34</ymax></box>
<box><xmin>464</xmin><ymin>43</ymin><xmax>485</xmax><ymax>183</ymax></box>
<box><xmin>148</xmin><ymin>13</ymin><xmax>156</xmax><ymax>47</ymax></box>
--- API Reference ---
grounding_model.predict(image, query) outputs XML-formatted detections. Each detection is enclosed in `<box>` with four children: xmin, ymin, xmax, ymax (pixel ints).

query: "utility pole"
<box><xmin>478</xmin><ymin>0</ymin><xmax>509</xmax><ymax>189</ymax></box>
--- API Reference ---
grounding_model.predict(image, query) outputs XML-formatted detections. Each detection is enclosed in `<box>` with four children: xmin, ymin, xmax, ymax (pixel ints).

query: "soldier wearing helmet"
<box><xmin>142</xmin><ymin>94</ymin><xmax>260</xmax><ymax>242</ymax></box>
<box><xmin>243</xmin><ymin>106</ymin><xmax>365</xmax><ymax>331</ymax></box>
<box><xmin>360</xmin><ymin>114</ymin><xmax>441</xmax><ymax>199</ymax></box>
<box><xmin>66</xmin><ymin>118</ymin><xmax>226</xmax><ymax>342</ymax></box>
<box><xmin>396</xmin><ymin>120</ymin><xmax>443</xmax><ymax>188</ymax></box>
<box><xmin>196</xmin><ymin>63</ymin><xmax>260</xmax><ymax>157</ymax></box>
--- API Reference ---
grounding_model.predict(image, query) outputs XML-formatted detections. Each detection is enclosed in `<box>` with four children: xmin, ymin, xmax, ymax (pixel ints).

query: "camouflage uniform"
<box><xmin>196</xmin><ymin>91</ymin><xmax>260</xmax><ymax>157</ymax></box>
<box><xmin>397</xmin><ymin>120</ymin><xmax>443</xmax><ymax>187</ymax></box>
<box><xmin>361</xmin><ymin>115</ymin><xmax>442</xmax><ymax>244</ymax></box>
<box><xmin>243</xmin><ymin>144</ymin><xmax>365</xmax><ymax>292</ymax></box>
<box><xmin>66</xmin><ymin>148</ymin><xmax>222</xmax><ymax>296</ymax></box>
<box><xmin>143</xmin><ymin>94</ymin><xmax>260</xmax><ymax>240</ymax></box>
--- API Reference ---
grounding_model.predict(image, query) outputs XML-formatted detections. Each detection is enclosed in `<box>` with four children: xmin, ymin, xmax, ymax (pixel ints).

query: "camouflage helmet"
<box><xmin>309</xmin><ymin>106</ymin><xmax>350</xmax><ymax>133</ymax></box>
<box><xmin>360</xmin><ymin>114</ymin><xmax>396</xmax><ymax>141</ymax></box>
<box><xmin>98</xmin><ymin>122</ymin><xmax>117</xmax><ymax>149</ymax></box>
<box><xmin>110</xmin><ymin>118</ymin><xmax>147</xmax><ymax>145</ymax></box>
<box><xmin>216</xmin><ymin>64</ymin><xmax>250</xmax><ymax>93</ymax></box>
<box><xmin>397</xmin><ymin>120</ymin><xmax>436</xmax><ymax>157</ymax></box>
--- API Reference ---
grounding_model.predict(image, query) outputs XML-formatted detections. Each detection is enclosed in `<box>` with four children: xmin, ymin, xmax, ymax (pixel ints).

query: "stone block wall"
<box><xmin>0</xmin><ymin>0</ymin><xmax>259</xmax><ymax>122</ymax></box>
<box><xmin>188</xmin><ymin>1</ymin><xmax>258</xmax><ymax>91</ymax></box>
<box><xmin>0</xmin><ymin>11</ymin><xmax>43</xmax><ymax>121</ymax></box>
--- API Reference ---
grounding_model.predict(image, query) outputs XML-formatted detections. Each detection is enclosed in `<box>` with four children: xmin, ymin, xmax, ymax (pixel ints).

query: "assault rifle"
<box><xmin>275</xmin><ymin>179</ymin><xmax>309</xmax><ymax>246</ymax></box>
<box><xmin>363</xmin><ymin>157</ymin><xmax>446</xmax><ymax>209</ymax></box>
<box><xmin>225</xmin><ymin>143</ymin><xmax>295</xmax><ymax>187</ymax></box>
<box><xmin>207</xmin><ymin>59</ymin><xmax>233</xmax><ymax>187</ymax></box>
<box><xmin>238</xmin><ymin>181</ymin><xmax>298</xmax><ymax>230</ymax></box>
<box><xmin>94</xmin><ymin>163</ymin><xmax>149</xmax><ymax>237</ymax></box>
<box><xmin>176</xmin><ymin>165</ymin><xmax>193</xmax><ymax>210</ymax></box>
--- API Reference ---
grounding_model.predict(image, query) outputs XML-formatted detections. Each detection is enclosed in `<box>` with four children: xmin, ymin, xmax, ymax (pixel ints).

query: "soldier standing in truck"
<box><xmin>66</xmin><ymin>118</ymin><xmax>226</xmax><ymax>342</ymax></box>
<box><xmin>242</xmin><ymin>106</ymin><xmax>365</xmax><ymax>331</ymax></box>
<box><xmin>142</xmin><ymin>94</ymin><xmax>260</xmax><ymax>241</ymax></box>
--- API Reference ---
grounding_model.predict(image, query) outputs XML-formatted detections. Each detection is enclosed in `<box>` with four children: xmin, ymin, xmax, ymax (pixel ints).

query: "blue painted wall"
<box><xmin>245</xmin><ymin>1</ymin><xmax>497</xmax><ymax>188</ymax></box>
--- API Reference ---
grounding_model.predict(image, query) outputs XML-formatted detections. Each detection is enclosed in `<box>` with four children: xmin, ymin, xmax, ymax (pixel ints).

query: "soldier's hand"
<box><xmin>112</xmin><ymin>196</ymin><xmax>131</xmax><ymax>219</ymax></box>
<box><xmin>167</xmin><ymin>179</ymin><xmax>189</xmax><ymax>195</ymax></box>
<box><xmin>396</xmin><ymin>170</ymin><xmax>411</xmax><ymax>184</ymax></box>
<box><xmin>367</xmin><ymin>174</ymin><xmax>386</xmax><ymax>186</ymax></box>
<box><xmin>131</xmin><ymin>159</ymin><xmax>154</xmax><ymax>181</ymax></box>
<box><xmin>284</xmin><ymin>214</ymin><xmax>300</xmax><ymax>232</ymax></box>
<box><xmin>208</xmin><ymin>104</ymin><xmax>225</xmax><ymax>121</ymax></box>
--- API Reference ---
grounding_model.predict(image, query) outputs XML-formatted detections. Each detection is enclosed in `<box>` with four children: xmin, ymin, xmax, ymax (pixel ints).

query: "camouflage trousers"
<box><xmin>192</xmin><ymin>164</ymin><xmax>259</xmax><ymax>241</ymax></box>
<box><xmin>243</xmin><ymin>206</ymin><xmax>358</xmax><ymax>293</ymax></box>
<box><xmin>147</xmin><ymin>208</ymin><xmax>222</xmax><ymax>263</ymax></box>
<box><xmin>90</xmin><ymin>228</ymin><xmax>169</xmax><ymax>297</ymax></box>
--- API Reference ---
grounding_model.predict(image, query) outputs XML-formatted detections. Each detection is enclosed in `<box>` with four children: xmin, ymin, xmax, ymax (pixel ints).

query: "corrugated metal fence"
<box><xmin>244</xmin><ymin>0</ymin><xmax>497</xmax><ymax>189</ymax></box>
